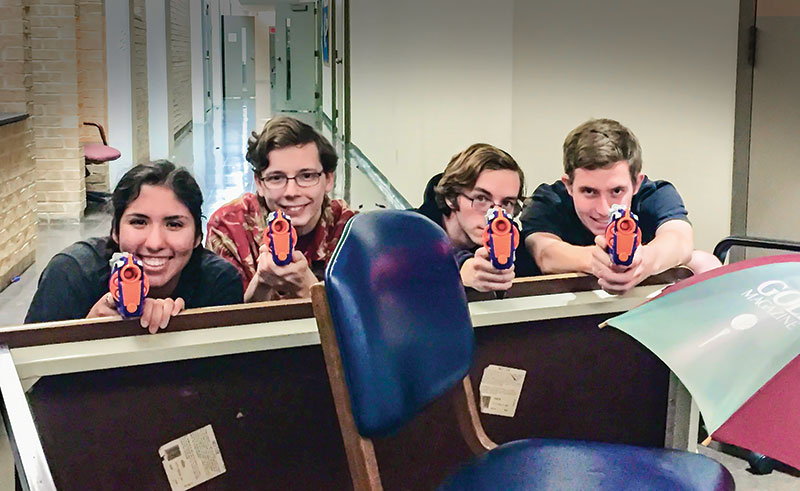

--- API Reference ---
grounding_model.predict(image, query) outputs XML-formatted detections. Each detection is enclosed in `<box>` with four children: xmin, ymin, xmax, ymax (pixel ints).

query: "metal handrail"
<box><xmin>713</xmin><ymin>235</ymin><xmax>800</xmax><ymax>262</ymax></box>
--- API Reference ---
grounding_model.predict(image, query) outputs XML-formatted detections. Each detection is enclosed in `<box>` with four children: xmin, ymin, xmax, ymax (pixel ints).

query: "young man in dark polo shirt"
<box><xmin>521</xmin><ymin>118</ymin><xmax>719</xmax><ymax>295</ymax></box>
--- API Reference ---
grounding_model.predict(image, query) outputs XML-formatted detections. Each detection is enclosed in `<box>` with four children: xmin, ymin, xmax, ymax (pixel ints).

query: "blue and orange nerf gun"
<box><xmin>483</xmin><ymin>208</ymin><xmax>519</xmax><ymax>270</ymax></box>
<box><xmin>109</xmin><ymin>253</ymin><xmax>149</xmax><ymax>318</ymax></box>
<box><xmin>605</xmin><ymin>204</ymin><xmax>641</xmax><ymax>267</ymax></box>
<box><xmin>264</xmin><ymin>210</ymin><xmax>298</xmax><ymax>266</ymax></box>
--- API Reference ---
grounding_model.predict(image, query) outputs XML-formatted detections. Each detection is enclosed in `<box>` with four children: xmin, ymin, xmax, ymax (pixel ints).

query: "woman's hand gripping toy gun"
<box><xmin>264</xmin><ymin>209</ymin><xmax>298</xmax><ymax>266</ymax></box>
<box><xmin>108</xmin><ymin>253</ymin><xmax>150</xmax><ymax>317</ymax></box>
<box><xmin>482</xmin><ymin>207</ymin><xmax>520</xmax><ymax>270</ymax></box>
<box><xmin>605</xmin><ymin>204</ymin><xmax>641</xmax><ymax>267</ymax></box>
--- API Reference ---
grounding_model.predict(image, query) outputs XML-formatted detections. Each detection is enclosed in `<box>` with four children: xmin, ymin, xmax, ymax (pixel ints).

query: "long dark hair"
<box><xmin>111</xmin><ymin>160</ymin><xmax>204</xmax><ymax>242</ymax></box>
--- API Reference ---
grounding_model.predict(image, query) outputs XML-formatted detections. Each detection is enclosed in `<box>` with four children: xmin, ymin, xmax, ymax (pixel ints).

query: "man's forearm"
<box><xmin>643</xmin><ymin>220</ymin><xmax>695</xmax><ymax>275</ymax></box>
<box><xmin>641</xmin><ymin>229</ymin><xmax>693</xmax><ymax>275</ymax></box>
<box><xmin>532</xmin><ymin>239</ymin><xmax>594</xmax><ymax>275</ymax></box>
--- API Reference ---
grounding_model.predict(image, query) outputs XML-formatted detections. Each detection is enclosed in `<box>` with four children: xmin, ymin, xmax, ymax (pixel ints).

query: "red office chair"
<box><xmin>83</xmin><ymin>122</ymin><xmax>120</xmax><ymax>203</ymax></box>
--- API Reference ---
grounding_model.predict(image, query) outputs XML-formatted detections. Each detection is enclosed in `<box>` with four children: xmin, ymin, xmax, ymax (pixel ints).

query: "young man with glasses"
<box><xmin>206</xmin><ymin>116</ymin><xmax>355</xmax><ymax>301</ymax></box>
<box><xmin>416</xmin><ymin>143</ymin><xmax>539</xmax><ymax>292</ymax></box>
<box><xmin>521</xmin><ymin>118</ymin><xmax>720</xmax><ymax>295</ymax></box>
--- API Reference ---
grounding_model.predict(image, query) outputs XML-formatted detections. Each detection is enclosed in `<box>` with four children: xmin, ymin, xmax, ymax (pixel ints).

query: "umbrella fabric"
<box><xmin>605</xmin><ymin>255</ymin><xmax>800</xmax><ymax>468</ymax></box>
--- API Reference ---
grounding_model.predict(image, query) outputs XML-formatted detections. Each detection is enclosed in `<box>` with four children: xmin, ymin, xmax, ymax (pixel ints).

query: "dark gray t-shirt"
<box><xmin>520</xmin><ymin>177</ymin><xmax>689</xmax><ymax>246</ymax></box>
<box><xmin>25</xmin><ymin>237</ymin><xmax>244</xmax><ymax>323</ymax></box>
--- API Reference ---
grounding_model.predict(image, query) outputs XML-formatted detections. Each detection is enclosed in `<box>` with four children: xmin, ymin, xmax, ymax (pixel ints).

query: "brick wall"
<box><xmin>0</xmin><ymin>0</ymin><xmax>37</xmax><ymax>290</ymax></box>
<box><xmin>167</xmin><ymin>0</ymin><xmax>192</xmax><ymax>140</ymax></box>
<box><xmin>130</xmin><ymin>0</ymin><xmax>149</xmax><ymax>163</ymax></box>
<box><xmin>0</xmin><ymin>120</ymin><xmax>38</xmax><ymax>290</ymax></box>
<box><xmin>1</xmin><ymin>0</ymin><xmax>34</xmax><ymax>115</ymax></box>
<box><xmin>77</xmin><ymin>0</ymin><xmax>109</xmax><ymax>194</ymax></box>
<box><xmin>30</xmin><ymin>0</ymin><xmax>85</xmax><ymax>220</ymax></box>
<box><xmin>77</xmin><ymin>0</ymin><xmax>108</xmax><ymax>144</ymax></box>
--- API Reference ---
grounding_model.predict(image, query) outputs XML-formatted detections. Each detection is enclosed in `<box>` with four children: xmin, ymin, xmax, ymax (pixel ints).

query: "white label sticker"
<box><xmin>159</xmin><ymin>425</ymin><xmax>226</xmax><ymax>491</ymax></box>
<box><xmin>228</xmin><ymin>32</ymin><xmax>237</xmax><ymax>42</ymax></box>
<box><xmin>479</xmin><ymin>364</ymin><xmax>526</xmax><ymax>418</ymax></box>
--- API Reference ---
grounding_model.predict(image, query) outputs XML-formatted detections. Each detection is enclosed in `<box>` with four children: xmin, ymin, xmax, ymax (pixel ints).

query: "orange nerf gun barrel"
<box><xmin>108</xmin><ymin>253</ymin><xmax>149</xmax><ymax>317</ymax></box>
<box><xmin>605</xmin><ymin>204</ymin><xmax>641</xmax><ymax>266</ymax></box>
<box><xmin>264</xmin><ymin>210</ymin><xmax>298</xmax><ymax>266</ymax></box>
<box><xmin>482</xmin><ymin>207</ymin><xmax>519</xmax><ymax>270</ymax></box>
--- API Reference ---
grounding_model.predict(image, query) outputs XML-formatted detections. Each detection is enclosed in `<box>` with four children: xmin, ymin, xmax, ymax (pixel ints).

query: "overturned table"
<box><xmin>0</xmin><ymin>270</ymin><xmax>697</xmax><ymax>490</ymax></box>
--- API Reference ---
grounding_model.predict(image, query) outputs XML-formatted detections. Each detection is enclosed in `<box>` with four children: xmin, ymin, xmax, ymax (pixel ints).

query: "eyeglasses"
<box><xmin>258</xmin><ymin>171</ymin><xmax>324</xmax><ymax>190</ymax></box>
<box><xmin>460</xmin><ymin>193</ymin><xmax>518</xmax><ymax>216</ymax></box>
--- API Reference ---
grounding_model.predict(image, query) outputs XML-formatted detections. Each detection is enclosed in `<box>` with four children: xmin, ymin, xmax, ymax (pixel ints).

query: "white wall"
<box><xmin>348</xmin><ymin>0</ymin><xmax>739</xmax><ymax>252</ymax></box>
<box><xmin>350</xmin><ymin>0</ymin><xmax>515</xmax><ymax>207</ymax></box>
<box><xmin>106</xmin><ymin>0</ymin><xmax>134</xmax><ymax>187</ymax></box>
<box><xmin>190</xmin><ymin>0</ymin><xmax>205</xmax><ymax>123</ymax></box>
<box><xmin>146</xmin><ymin>0</ymin><xmax>170</xmax><ymax>159</ymax></box>
<box><xmin>746</xmin><ymin>5</ymin><xmax>800</xmax><ymax>242</ymax></box>
<box><xmin>510</xmin><ymin>0</ymin><xmax>739</xmax><ymax>251</ymax></box>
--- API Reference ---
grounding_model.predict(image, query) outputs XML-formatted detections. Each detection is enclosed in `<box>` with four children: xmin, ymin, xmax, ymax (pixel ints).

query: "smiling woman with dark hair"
<box><xmin>25</xmin><ymin>161</ymin><xmax>243</xmax><ymax>331</ymax></box>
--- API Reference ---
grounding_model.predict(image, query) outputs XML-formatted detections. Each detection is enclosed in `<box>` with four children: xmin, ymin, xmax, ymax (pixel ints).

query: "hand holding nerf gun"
<box><xmin>483</xmin><ymin>207</ymin><xmax>520</xmax><ymax>270</ymax></box>
<box><xmin>589</xmin><ymin>204</ymin><xmax>645</xmax><ymax>295</ymax></box>
<box><xmin>461</xmin><ymin>207</ymin><xmax>517</xmax><ymax>293</ymax></box>
<box><xmin>251</xmin><ymin>209</ymin><xmax>316</xmax><ymax>299</ymax></box>
<box><xmin>604</xmin><ymin>204</ymin><xmax>640</xmax><ymax>267</ymax></box>
<box><xmin>109</xmin><ymin>252</ymin><xmax>149</xmax><ymax>317</ymax></box>
<box><xmin>264</xmin><ymin>209</ymin><xmax>298</xmax><ymax>266</ymax></box>
<box><xmin>87</xmin><ymin>252</ymin><xmax>185</xmax><ymax>333</ymax></box>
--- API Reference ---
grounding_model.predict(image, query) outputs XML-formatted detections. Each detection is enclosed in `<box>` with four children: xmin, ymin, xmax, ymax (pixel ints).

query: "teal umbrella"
<box><xmin>604</xmin><ymin>255</ymin><xmax>800</xmax><ymax>469</ymax></box>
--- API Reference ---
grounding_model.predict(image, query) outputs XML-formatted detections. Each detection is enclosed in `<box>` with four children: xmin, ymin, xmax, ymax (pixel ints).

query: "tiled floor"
<box><xmin>0</xmin><ymin>206</ymin><xmax>111</xmax><ymax>327</ymax></box>
<box><xmin>0</xmin><ymin>103</ymin><xmax>796</xmax><ymax>489</ymax></box>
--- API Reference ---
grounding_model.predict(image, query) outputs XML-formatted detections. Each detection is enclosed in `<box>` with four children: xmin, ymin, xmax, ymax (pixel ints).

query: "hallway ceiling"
<box><xmin>238</xmin><ymin>0</ymin><xmax>298</xmax><ymax>6</ymax></box>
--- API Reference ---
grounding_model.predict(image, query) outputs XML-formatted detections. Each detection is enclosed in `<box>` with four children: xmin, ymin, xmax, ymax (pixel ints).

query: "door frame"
<box><xmin>730</xmin><ymin>0</ymin><xmax>756</xmax><ymax>241</ymax></box>
<box><xmin>329</xmin><ymin>0</ymin><xmax>337</xmax><ymax>134</ymax></box>
<box><xmin>221</xmin><ymin>15</ymin><xmax>256</xmax><ymax>99</ymax></box>
<box><xmin>342</xmin><ymin>0</ymin><xmax>350</xmax><ymax>143</ymax></box>
<box><xmin>320</xmin><ymin>0</ymin><xmax>349</xmax><ymax>142</ymax></box>
<box><xmin>202</xmin><ymin>0</ymin><xmax>213</xmax><ymax>113</ymax></box>
<box><xmin>273</xmin><ymin>2</ymin><xmax>319</xmax><ymax>112</ymax></box>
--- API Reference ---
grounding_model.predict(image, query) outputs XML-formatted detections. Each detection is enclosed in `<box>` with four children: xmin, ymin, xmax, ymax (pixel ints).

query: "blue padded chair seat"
<box><xmin>325</xmin><ymin>211</ymin><xmax>474</xmax><ymax>437</ymax></box>
<box><xmin>440</xmin><ymin>439</ymin><xmax>735</xmax><ymax>490</ymax></box>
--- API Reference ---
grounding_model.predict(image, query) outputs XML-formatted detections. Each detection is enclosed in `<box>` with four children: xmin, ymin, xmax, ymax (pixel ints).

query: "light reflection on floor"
<box><xmin>173</xmin><ymin>99</ymin><xmax>257</xmax><ymax>222</ymax></box>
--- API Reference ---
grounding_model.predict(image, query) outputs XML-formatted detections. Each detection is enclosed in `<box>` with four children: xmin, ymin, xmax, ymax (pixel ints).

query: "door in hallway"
<box><xmin>746</xmin><ymin>1</ymin><xmax>800</xmax><ymax>243</ymax></box>
<box><xmin>334</xmin><ymin>0</ymin><xmax>346</xmax><ymax>140</ymax></box>
<box><xmin>203</xmin><ymin>1</ymin><xmax>213</xmax><ymax>111</ymax></box>
<box><xmin>223</xmin><ymin>15</ymin><xmax>256</xmax><ymax>99</ymax></box>
<box><xmin>273</xmin><ymin>2</ymin><xmax>317</xmax><ymax>112</ymax></box>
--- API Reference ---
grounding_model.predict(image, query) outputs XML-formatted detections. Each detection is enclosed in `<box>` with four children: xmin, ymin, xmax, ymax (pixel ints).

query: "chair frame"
<box><xmin>311</xmin><ymin>282</ymin><xmax>497</xmax><ymax>491</ymax></box>
<box><xmin>83</xmin><ymin>121</ymin><xmax>109</xmax><ymax>146</ymax></box>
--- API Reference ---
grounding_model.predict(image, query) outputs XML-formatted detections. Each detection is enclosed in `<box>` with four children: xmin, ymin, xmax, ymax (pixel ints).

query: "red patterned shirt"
<box><xmin>206</xmin><ymin>193</ymin><xmax>356</xmax><ymax>295</ymax></box>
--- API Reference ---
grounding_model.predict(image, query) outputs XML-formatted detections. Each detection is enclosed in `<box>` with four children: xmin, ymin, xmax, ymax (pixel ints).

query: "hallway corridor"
<box><xmin>0</xmin><ymin>102</ymin><xmax>395</xmax><ymax>327</ymax></box>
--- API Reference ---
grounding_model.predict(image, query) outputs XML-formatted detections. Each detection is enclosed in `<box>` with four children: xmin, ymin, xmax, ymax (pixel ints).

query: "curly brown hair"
<box><xmin>246</xmin><ymin>116</ymin><xmax>338</xmax><ymax>176</ymax></box>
